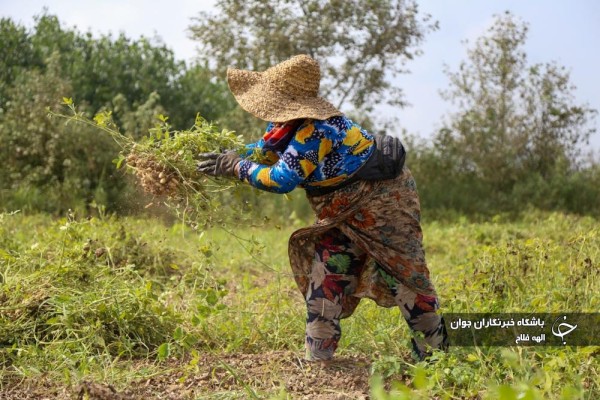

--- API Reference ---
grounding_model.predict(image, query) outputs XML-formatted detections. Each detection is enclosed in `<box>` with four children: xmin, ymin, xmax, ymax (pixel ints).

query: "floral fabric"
<box><xmin>290</xmin><ymin>167</ymin><xmax>447</xmax><ymax>360</ymax></box>
<box><xmin>238</xmin><ymin>116</ymin><xmax>375</xmax><ymax>194</ymax></box>
<box><xmin>304</xmin><ymin>228</ymin><xmax>447</xmax><ymax>361</ymax></box>
<box><xmin>304</xmin><ymin>228</ymin><xmax>366</xmax><ymax>360</ymax></box>
<box><xmin>289</xmin><ymin>167</ymin><xmax>436</xmax><ymax>318</ymax></box>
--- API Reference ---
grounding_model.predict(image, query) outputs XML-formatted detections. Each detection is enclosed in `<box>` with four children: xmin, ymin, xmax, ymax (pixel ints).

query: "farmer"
<box><xmin>197</xmin><ymin>54</ymin><xmax>447</xmax><ymax>362</ymax></box>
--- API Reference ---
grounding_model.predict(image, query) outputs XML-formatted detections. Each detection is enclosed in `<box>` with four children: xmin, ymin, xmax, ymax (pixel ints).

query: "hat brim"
<box><xmin>227</xmin><ymin>67</ymin><xmax>343</xmax><ymax>122</ymax></box>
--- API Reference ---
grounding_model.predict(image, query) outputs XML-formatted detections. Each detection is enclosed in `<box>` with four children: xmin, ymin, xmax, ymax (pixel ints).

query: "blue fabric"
<box><xmin>238</xmin><ymin>116</ymin><xmax>375</xmax><ymax>194</ymax></box>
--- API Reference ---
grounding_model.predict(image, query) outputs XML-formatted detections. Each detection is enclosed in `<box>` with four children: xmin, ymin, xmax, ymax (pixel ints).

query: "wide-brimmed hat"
<box><xmin>227</xmin><ymin>54</ymin><xmax>343</xmax><ymax>122</ymax></box>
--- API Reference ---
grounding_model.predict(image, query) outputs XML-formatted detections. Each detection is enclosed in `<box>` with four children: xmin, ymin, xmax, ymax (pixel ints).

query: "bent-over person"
<box><xmin>197</xmin><ymin>55</ymin><xmax>448</xmax><ymax>362</ymax></box>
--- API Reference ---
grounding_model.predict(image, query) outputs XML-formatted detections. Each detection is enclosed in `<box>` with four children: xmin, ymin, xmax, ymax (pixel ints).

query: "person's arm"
<box><xmin>197</xmin><ymin>124</ymin><xmax>272</xmax><ymax>178</ymax></box>
<box><xmin>241</xmin><ymin>123</ymin><xmax>280</xmax><ymax>165</ymax></box>
<box><xmin>237</xmin><ymin>121</ymin><xmax>330</xmax><ymax>193</ymax></box>
<box><xmin>242</xmin><ymin>134</ymin><xmax>266</xmax><ymax>156</ymax></box>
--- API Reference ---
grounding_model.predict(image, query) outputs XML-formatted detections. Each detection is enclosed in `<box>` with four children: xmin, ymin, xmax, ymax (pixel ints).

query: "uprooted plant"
<box><xmin>48</xmin><ymin>98</ymin><xmax>250</xmax><ymax>227</ymax></box>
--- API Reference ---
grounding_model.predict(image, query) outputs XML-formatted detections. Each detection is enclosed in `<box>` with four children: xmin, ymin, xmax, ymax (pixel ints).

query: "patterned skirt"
<box><xmin>288</xmin><ymin>167</ymin><xmax>436</xmax><ymax>318</ymax></box>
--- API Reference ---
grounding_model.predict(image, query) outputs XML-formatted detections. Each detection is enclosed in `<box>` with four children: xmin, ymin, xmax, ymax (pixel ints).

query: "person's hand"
<box><xmin>197</xmin><ymin>151</ymin><xmax>241</xmax><ymax>178</ymax></box>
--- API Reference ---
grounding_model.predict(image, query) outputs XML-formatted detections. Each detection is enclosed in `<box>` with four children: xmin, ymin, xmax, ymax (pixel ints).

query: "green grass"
<box><xmin>0</xmin><ymin>210</ymin><xmax>598</xmax><ymax>399</ymax></box>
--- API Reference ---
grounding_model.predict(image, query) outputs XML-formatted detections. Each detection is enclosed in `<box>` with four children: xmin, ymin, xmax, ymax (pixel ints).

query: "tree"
<box><xmin>0</xmin><ymin>13</ymin><xmax>238</xmax><ymax>214</ymax></box>
<box><xmin>189</xmin><ymin>0</ymin><xmax>436</xmax><ymax>115</ymax></box>
<box><xmin>438</xmin><ymin>11</ymin><xmax>597</xmax><ymax>191</ymax></box>
<box><xmin>0</xmin><ymin>52</ymin><xmax>125</xmax><ymax>213</ymax></box>
<box><xmin>0</xmin><ymin>18</ymin><xmax>35</xmax><ymax>110</ymax></box>
<box><xmin>168</xmin><ymin>64</ymin><xmax>239</xmax><ymax>130</ymax></box>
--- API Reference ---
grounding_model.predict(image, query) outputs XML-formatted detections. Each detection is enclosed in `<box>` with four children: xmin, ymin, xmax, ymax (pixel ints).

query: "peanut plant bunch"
<box><xmin>119</xmin><ymin>114</ymin><xmax>244</xmax><ymax>199</ymax></box>
<box><xmin>48</xmin><ymin>98</ymin><xmax>246</xmax><ymax>225</ymax></box>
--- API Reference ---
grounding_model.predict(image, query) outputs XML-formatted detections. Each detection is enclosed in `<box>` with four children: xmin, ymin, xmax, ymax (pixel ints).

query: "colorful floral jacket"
<box><xmin>238</xmin><ymin>116</ymin><xmax>375</xmax><ymax>194</ymax></box>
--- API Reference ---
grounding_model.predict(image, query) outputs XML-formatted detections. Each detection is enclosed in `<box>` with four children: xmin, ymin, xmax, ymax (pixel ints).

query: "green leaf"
<box><xmin>93</xmin><ymin>111</ymin><xmax>112</xmax><ymax>127</ymax></box>
<box><xmin>157</xmin><ymin>343</ymin><xmax>170</xmax><ymax>360</ymax></box>
<box><xmin>413</xmin><ymin>366</ymin><xmax>428</xmax><ymax>390</ymax></box>
<box><xmin>173</xmin><ymin>326</ymin><xmax>184</xmax><ymax>341</ymax></box>
<box><xmin>112</xmin><ymin>155</ymin><xmax>126</xmax><ymax>169</ymax></box>
<box><xmin>497</xmin><ymin>384</ymin><xmax>518</xmax><ymax>400</ymax></box>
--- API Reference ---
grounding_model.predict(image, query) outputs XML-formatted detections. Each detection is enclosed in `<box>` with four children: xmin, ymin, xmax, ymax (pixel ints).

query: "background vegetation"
<box><xmin>0</xmin><ymin>1</ymin><xmax>599</xmax><ymax>398</ymax></box>
<box><xmin>0</xmin><ymin>8</ymin><xmax>598</xmax><ymax>218</ymax></box>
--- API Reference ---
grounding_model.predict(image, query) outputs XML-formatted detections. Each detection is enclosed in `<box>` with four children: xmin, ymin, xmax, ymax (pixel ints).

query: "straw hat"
<box><xmin>227</xmin><ymin>54</ymin><xmax>343</xmax><ymax>122</ymax></box>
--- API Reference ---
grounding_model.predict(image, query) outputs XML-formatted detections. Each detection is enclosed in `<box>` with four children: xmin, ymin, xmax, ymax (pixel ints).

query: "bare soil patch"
<box><xmin>2</xmin><ymin>351</ymin><xmax>373</xmax><ymax>399</ymax></box>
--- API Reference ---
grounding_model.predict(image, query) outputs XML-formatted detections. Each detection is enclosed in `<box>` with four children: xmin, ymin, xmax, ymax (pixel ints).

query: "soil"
<box><xmin>1</xmin><ymin>351</ymin><xmax>374</xmax><ymax>399</ymax></box>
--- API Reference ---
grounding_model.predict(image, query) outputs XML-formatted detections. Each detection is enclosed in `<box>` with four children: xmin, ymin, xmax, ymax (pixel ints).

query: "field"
<box><xmin>0</xmin><ymin>210</ymin><xmax>598</xmax><ymax>399</ymax></box>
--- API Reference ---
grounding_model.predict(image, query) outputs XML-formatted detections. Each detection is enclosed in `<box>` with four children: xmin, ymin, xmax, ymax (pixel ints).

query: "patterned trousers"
<box><xmin>305</xmin><ymin>228</ymin><xmax>448</xmax><ymax>361</ymax></box>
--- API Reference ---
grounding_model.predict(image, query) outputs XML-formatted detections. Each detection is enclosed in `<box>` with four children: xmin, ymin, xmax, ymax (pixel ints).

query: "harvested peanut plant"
<box><xmin>48</xmin><ymin>98</ymin><xmax>247</xmax><ymax>227</ymax></box>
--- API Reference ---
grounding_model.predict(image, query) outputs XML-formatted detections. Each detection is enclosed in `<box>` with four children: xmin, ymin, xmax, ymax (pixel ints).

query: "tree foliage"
<box><xmin>189</xmin><ymin>0</ymin><xmax>437</xmax><ymax>114</ymax></box>
<box><xmin>0</xmin><ymin>53</ymin><xmax>123</xmax><ymax>213</ymax></box>
<box><xmin>0</xmin><ymin>19</ymin><xmax>34</xmax><ymax>109</ymax></box>
<box><xmin>0</xmin><ymin>14</ymin><xmax>233</xmax><ymax>130</ymax></box>
<box><xmin>0</xmin><ymin>13</ymin><xmax>235</xmax><ymax>213</ymax></box>
<box><xmin>437</xmin><ymin>12</ymin><xmax>596</xmax><ymax>188</ymax></box>
<box><xmin>1</xmin><ymin>10</ymin><xmax>598</xmax><ymax>218</ymax></box>
<box><xmin>411</xmin><ymin>12</ymin><xmax>599</xmax><ymax>216</ymax></box>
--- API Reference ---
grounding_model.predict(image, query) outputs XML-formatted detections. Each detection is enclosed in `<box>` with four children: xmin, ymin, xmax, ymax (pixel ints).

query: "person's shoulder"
<box><xmin>312</xmin><ymin>115</ymin><xmax>353</xmax><ymax>131</ymax></box>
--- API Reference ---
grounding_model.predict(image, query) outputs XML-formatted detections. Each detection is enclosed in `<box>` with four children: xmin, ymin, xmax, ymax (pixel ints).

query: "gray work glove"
<box><xmin>196</xmin><ymin>151</ymin><xmax>241</xmax><ymax>178</ymax></box>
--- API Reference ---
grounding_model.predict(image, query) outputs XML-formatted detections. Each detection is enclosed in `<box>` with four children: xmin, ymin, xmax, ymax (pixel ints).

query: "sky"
<box><xmin>1</xmin><ymin>0</ymin><xmax>599</xmax><ymax>149</ymax></box>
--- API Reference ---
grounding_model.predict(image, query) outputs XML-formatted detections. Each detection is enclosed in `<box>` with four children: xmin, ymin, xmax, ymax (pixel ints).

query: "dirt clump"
<box><xmin>126</xmin><ymin>153</ymin><xmax>180</xmax><ymax>197</ymax></box>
